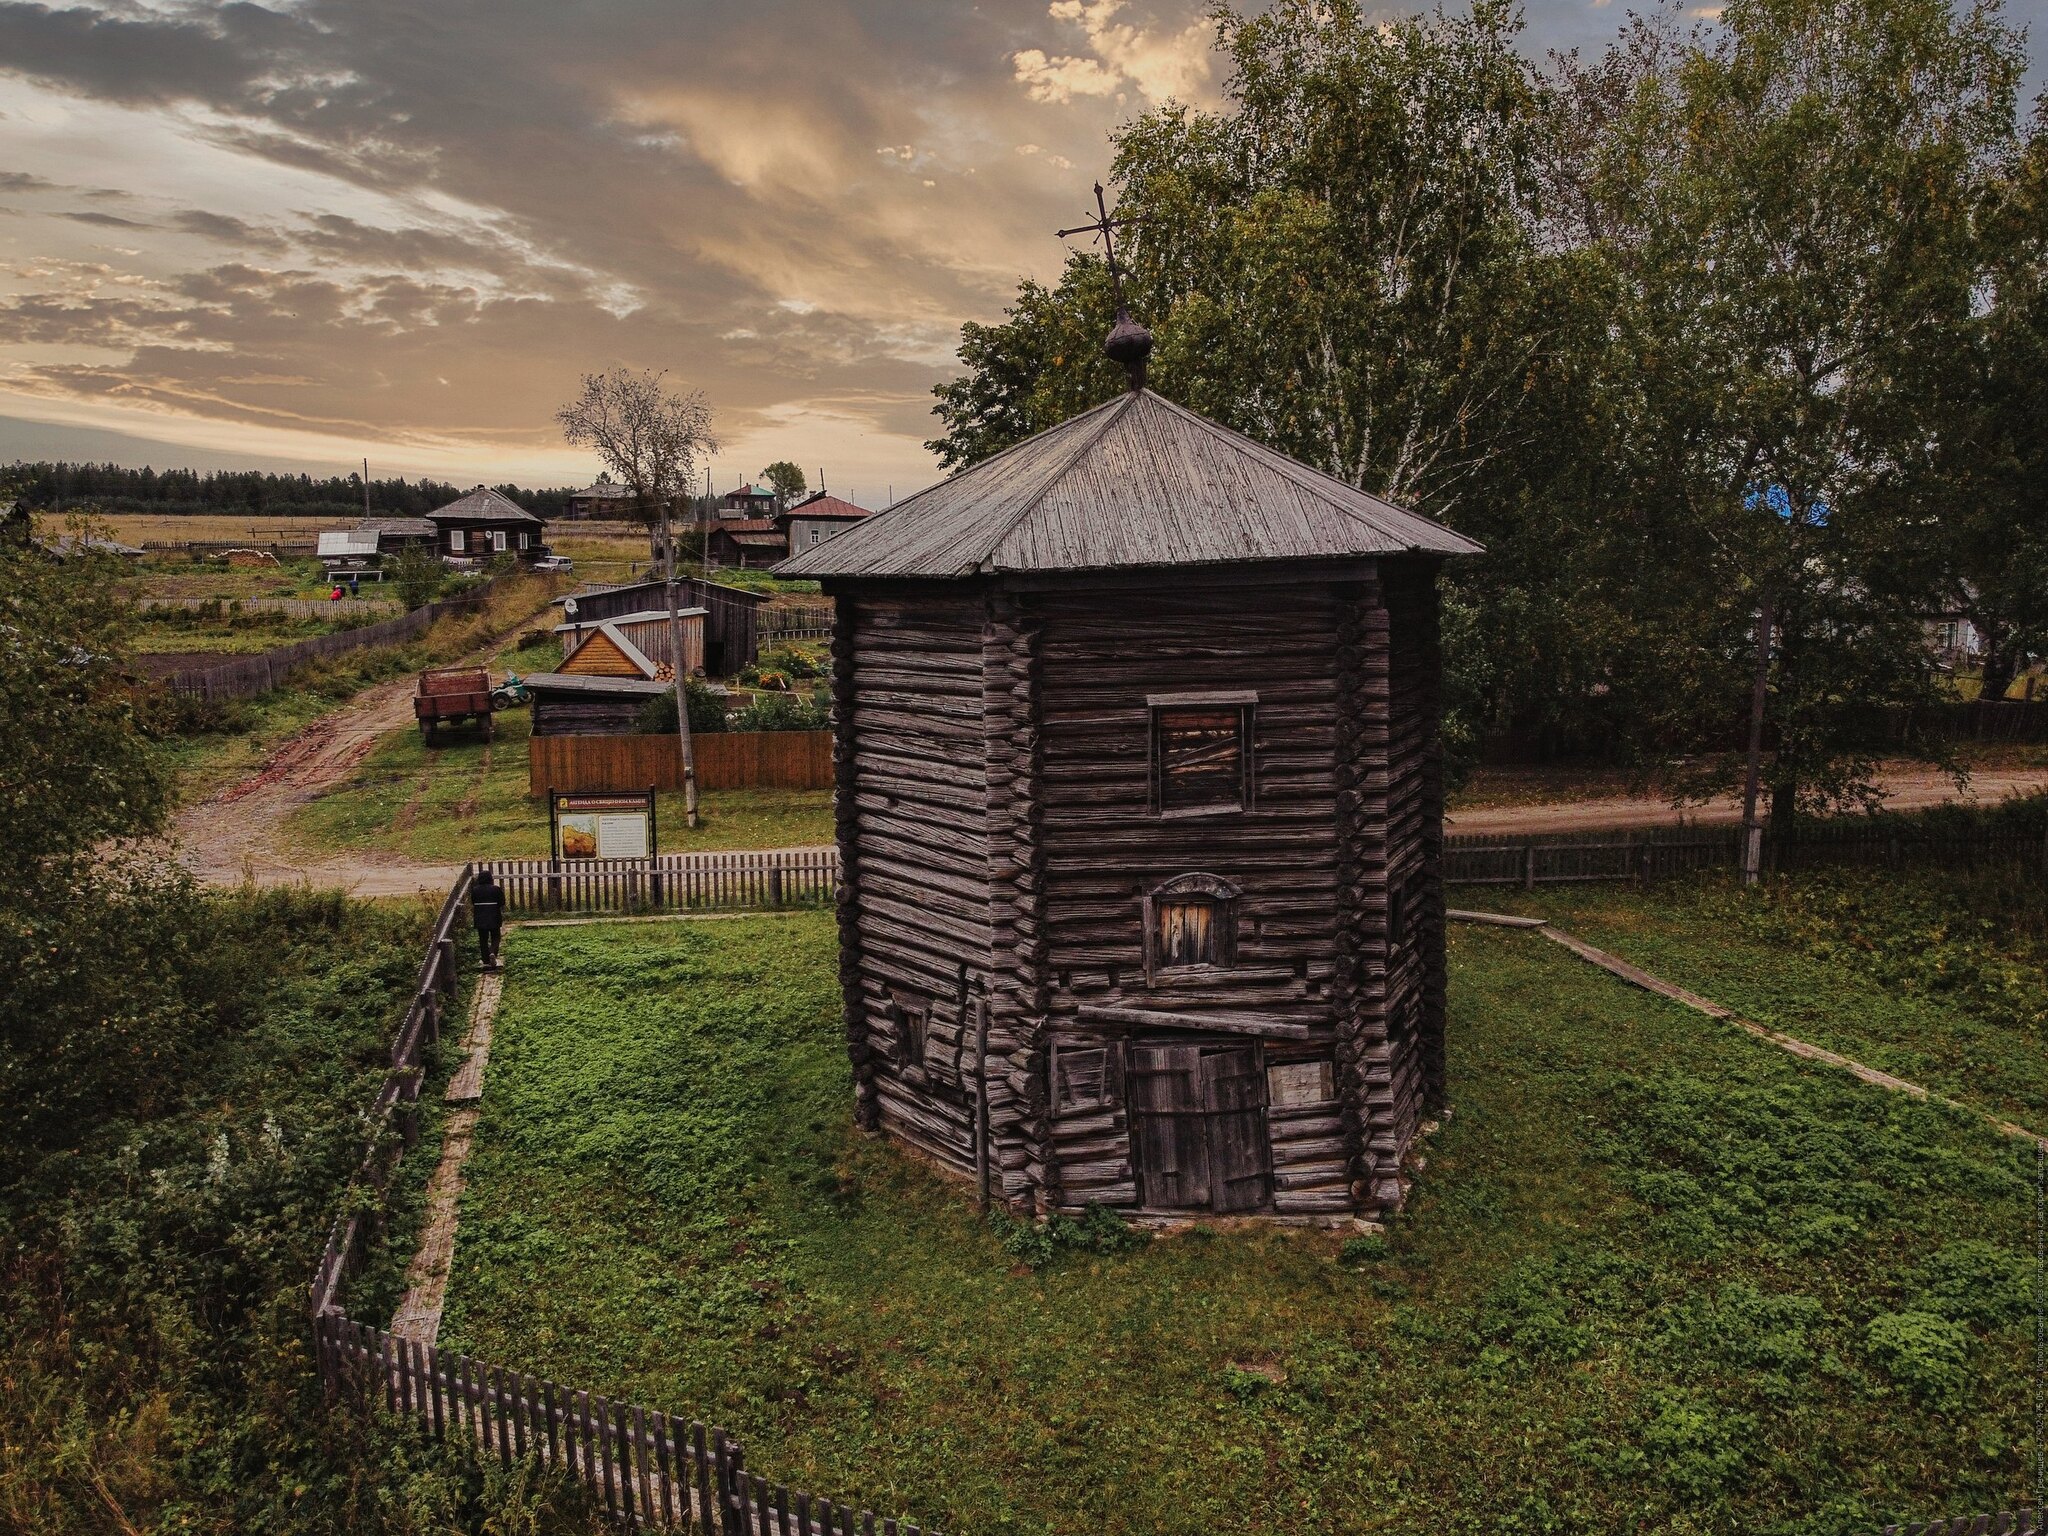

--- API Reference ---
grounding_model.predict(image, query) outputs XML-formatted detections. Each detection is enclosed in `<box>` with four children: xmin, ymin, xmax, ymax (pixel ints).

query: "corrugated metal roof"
<box><xmin>786</xmin><ymin>493</ymin><xmax>872</xmax><ymax>521</ymax></box>
<box><xmin>522</xmin><ymin>672</ymin><xmax>670</xmax><ymax>696</ymax></box>
<box><xmin>358</xmin><ymin>517</ymin><xmax>436</xmax><ymax>538</ymax></box>
<box><xmin>775</xmin><ymin>388</ymin><xmax>1482</xmax><ymax>579</ymax></box>
<box><xmin>318</xmin><ymin>530</ymin><xmax>379</xmax><ymax>557</ymax></box>
<box><xmin>426</xmin><ymin>486</ymin><xmax>543</xmax><ymax>525</ymax></box>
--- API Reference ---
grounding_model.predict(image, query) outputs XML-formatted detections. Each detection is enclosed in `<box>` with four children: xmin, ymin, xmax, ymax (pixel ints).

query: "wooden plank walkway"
<box><xmin>392</xmin><ymin>970</ymin><xmax>502</xmax><ymax>1344</ymax></box>
<box><xmin>1448</xmin><ymin>910</ymin><xmax>2048</xmax><ymax>1151</ymax></box>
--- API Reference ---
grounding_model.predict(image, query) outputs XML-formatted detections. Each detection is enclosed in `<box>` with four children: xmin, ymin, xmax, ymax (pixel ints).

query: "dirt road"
<box><xmin>172</xmin><ymin>666</ymin><xmax>477</xmax><ymax>896</ymax></box>
<box><xmin>1447</xmin><ymin>764</ymin><xmax>2048</xmax><ymax>836</ymax></box>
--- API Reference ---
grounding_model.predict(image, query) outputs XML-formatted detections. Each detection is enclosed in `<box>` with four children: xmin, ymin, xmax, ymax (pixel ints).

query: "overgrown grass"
<box><xmin>440</xmin><ymin>909</ymin><xmax>2030</xmax><ymax>1534</ymax></box>
<box><xmin>0</xmin><ymin>885</ymin><xmax>604</xmax><ymax>1533</ymax></box>
<box><xmin>1476</xmin><ymin>861</ymin><xmax>2048</xmax><ymax>1133</ymax></box>
<box><xmin>154</xmin><ymin>572</ymin><xmax>562</xmax><ymax>804</ymax></box>
<box><xmin>281</xmin><ymin>703</ymin><xmax>833</xmax><ymax>861</ymax></box>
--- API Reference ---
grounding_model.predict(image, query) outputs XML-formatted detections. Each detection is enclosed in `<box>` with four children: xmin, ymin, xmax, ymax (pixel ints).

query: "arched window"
<box><xmin>1143</xmin><ymin>873</ymin><xmax>1242</xmax><ymax>982</ymax></box>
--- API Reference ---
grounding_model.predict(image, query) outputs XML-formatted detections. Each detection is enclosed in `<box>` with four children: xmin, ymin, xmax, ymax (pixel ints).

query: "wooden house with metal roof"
<box><xmin>777</xmin><ymin>382</ymin><xmax>1480</xmax><ymax>1222</ymax></box>
<box><xmin>426</xmin><ymin>486</ymin><xmax>548</xmax><ymax>564</ymax></box>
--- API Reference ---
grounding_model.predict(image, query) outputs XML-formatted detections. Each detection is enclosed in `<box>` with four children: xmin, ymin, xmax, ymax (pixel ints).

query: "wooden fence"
<box><xmin>759</xmin><ymin>605</ymin><xmax>834</xmax><ymax>643</ymax></box>
<box><xmin>1885</xmin><ymin>1511</ymin><xmax>2039</xmax><ymax>1535</ymax></box>
<box><xmin>165</xmin><ymin>578</ymin><xmax>509</xmax><ymax>702</ymax></box>
<box><xmin>142</xmin><ymin>595</ymin><xmax>403</xmax><ymax>619</ymax></box>
<box><xmin>311</xmin><ymin>861</ymin><xmax>934</xmax><ymax>1535</ymax></box>
<box><xmin>438</xmin><ymin>815</ymin><xmax>2048</xmax><ymax>920</ymax></box>
<box><xmin>1443</xmin><ymin>816</ymin><xmax>2048</xmax><ymax>887</ymax></box>
<box><xmin>318</xmin><ymin>1316</ymin><xmax>935</xmax><ymax>1535</ymax></box>
<box><xmin>529</xmin><ymin>731</ymin><xmax>833</xmax><ymax>795</ymax></box>
<box><xmin>492</xmin><ymin>849</ymin><xmax>836</xmax><ymax>916</ymax></box>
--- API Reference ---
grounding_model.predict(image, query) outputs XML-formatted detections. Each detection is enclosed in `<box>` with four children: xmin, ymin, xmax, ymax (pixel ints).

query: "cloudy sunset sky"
<box><xmin>1</xmin><ymin>0</ymin><xmax>2042</xmax><ymax>504</ymax></box>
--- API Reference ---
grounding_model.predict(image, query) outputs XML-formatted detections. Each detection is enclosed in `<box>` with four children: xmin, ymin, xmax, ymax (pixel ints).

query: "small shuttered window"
<box><xmin>1149</xmin><ymin>692</ymin><xmax>1255</xmax><ymax>815</ymax></box>
<box><xmin>1156</xmin><ymin>898</ymin><xmax>1219</xmax><ymax>968</ymax></box>
<box><xmin>1054</xmin><ymin>1045</ymin><xmax>1110</xmax><ymax>1113</ymax></box>
<box><xmin>449</xmin><ymin>528</ymin><xmax>466</xmax><ymax>552</ymax></box>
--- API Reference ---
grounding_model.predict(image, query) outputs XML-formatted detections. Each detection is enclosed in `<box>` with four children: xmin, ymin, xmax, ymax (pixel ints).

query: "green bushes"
<box><xmin>733</xmin><ymin>689</ymin><xmax>828</xmax><ymax>732</ymax></box>
<box><xmin>636</xmin><ymin>677</ymin><xmax>730</xmax><ymax>735</ymax></box>
<box><xmin>388</xmin><ymin>543</ymin><xmax>443</xmax><ymax>609</ymax></box>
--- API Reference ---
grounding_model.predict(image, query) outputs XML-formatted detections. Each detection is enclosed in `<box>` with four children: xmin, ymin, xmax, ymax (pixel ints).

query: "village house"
<box><xmin>782</xmin><ymin>492</ymin><xmax>874</xmax><ymax>558</ymax></box>
<box><xmin>701</xmin><ymin>490</ymin><xmax>876</xmax><ymax>569</ymax></box>
<box><xmin>564</xmin><ymin>479</ymin><xmax>639</xmax><ymax>520</ymax></box>
<box><xmin>778</xmin><ymin>373</ymin><xmax>1480</xmax><ymax>1223</ymax></box>
<box><xmin>716</xmin><ymin>482</ymin><xmax>779</xmax><ymax>520</ymax></box>
<box><xmin>704</xmin><ymin>518</ymin><xmax>786</xmax><ymax>569</ymax></box>
<box><xmin>426</xmin><ymin>486</ymin><xmax>548</xmax><ymax>564</ymax></box>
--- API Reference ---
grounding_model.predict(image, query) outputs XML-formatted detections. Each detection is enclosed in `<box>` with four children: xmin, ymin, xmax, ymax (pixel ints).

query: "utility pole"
<box><xmin>658</xmin><ymin>489</ymin><xmax>699</xmax><ymax>828</ymax></box>
<box><xmin>1739</xmin><ymin>591</ymin><xmax>1774</xmax><ymax>885</ymax></box>
<box><xmin>361</xmin><ymin>458</ymin><xmax>371</xmax><ymax>519</ymax></box>
<box><xmin>702</xmin><ymin>464</ymin><xmax>712</xmax><ymax>582</ymax></box>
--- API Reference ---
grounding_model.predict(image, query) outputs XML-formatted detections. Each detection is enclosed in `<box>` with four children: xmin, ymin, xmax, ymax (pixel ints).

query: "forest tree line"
<box><xmin>8</xmin><ymin>461</ymin><xmax>576</xmax><ymax>521</ymax></box>
<box><xmin>930</xmin><ymin>0</ymin><xmax>2048</xmax><ymax>829</ymax></box>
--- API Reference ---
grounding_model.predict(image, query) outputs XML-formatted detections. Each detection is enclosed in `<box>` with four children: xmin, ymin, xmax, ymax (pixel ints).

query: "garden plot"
<box><xmin>436</xmin><ymin>909</ymin><xmax>2033</xmax><ymax>1535</ymax></box>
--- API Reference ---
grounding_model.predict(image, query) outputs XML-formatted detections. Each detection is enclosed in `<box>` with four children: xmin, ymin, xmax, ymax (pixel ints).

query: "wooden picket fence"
<box><xmin>310</xmin><ymin>860</ymin><xmax>937</xmax><ymax>1535</ymax></box>
<box><xmin>491</xmin><ymin>848</ymin><xmax>836</xmax><ymax>916</ymax></box>
<box><xmin>1885</xmin><ymin>1511</ymin><xmax>2039</xmax><ymax>1535</ymax></box>
<box><xmin>438</xmin><ymin>815</ymin><xmax>2048</xmax><ymax>921</ymax></box>
<box><xmin>529</xmin><ymin>731</ymin><xmax>833</xmax><ymax>794</ymax></box>
<box><xmin>318</xmin><ymin>1316</ymin><xmax>934</xmax><ymax>1535</ymax></box>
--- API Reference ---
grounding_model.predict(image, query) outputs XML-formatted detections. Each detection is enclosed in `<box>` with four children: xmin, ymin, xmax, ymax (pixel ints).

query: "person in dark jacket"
<box><xmin>471</xmin><ymin>868</ymin><xmax>505</xmax><ymax>969</ymax></box>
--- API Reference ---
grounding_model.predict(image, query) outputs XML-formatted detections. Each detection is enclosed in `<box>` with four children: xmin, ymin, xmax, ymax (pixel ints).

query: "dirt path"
<box><xmin>169</xmin><ymin>618</ymin><xmax>541</xmax><ymax>895</ymax></box>
<box><xmin>1447</xmin><ymin>764</ymin><xmax>2048</xmax><ymax>837</ymax></box>
<box><xmin>392</xmin><ymin>969</ymin><xmax>503</xmax><ymax>1345</ymax></box>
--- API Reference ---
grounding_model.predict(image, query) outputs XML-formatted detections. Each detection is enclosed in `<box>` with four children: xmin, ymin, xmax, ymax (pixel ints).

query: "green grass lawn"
<box><xmin>1469</xmin><ymin>868</ymin><xmax>2048</xmax><ymax>1135</ymax></box>
<box><xmin>436</xmin><ymin>908</ymin><xmax>2032</xmax><ymax>1534</ymax></box>
<box><xmin>283</xmin><ymin>703</ymin><xmax>833</xmax><ymax>861</ymax></box>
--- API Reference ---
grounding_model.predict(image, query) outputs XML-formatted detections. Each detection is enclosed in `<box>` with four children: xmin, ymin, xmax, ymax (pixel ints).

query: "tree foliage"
<box><xmin>929</xmin><ymin>0</ymin><xmax>2038</xmax><ymax>810</ymax></box>
<box><xmin>557</xmin><ymin>370</ymin><xmax>718</xmax><ymax>526</ymax></box>
<box><xmin>760</xmin><ymin>460</ymin><xmax>808</xmax><ymax>506</ymax></box>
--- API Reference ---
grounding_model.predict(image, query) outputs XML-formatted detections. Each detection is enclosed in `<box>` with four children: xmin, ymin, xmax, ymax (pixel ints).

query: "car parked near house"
<box><xmin>534</xmin><ymin>554</ymin><xmax>574</xmax><ymax>574</ymax></box>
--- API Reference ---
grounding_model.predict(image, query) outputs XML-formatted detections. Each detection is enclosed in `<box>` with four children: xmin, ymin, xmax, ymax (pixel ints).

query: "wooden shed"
<box><xmin>777</xmin><ymin>386</ymin><xmax>1481</xmax><ymax>1221</ymax></box>
<box><xmin>525</xmin><ymin>673</ymin><xmax>671</xmax><ymax>736</ymax></box>
<box><xmin>565</xmin><ymin>578</ymin><xmax>765</xmax><ymax>676</ymax></box>
<box><xmin>553</xmin><ymin>608</ymin><xmax>707</xmax><ymax>679</ymax></box>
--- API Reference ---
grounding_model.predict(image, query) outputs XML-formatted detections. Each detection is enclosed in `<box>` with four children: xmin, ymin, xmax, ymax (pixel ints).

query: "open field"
<box><xmin>436</xmin><ymin>897</ymin><xmax>2033</xmax><ymax>1534</ymax></box>
<box><xmin>38</xmin><ymin>510</ymin><xmax>359</xmax><ymax>545</ymax></box>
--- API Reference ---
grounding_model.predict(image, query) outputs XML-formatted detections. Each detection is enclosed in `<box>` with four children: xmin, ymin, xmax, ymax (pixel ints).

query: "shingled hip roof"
<box><xmin>774</xmin><ymin>388</ymin><xmax>1482</xmax><ymax>579</ymax></box>
<box><xmin>426</xmin><ymin>486</ymin><xmax>543</xmax><ymax>525</ymax></box>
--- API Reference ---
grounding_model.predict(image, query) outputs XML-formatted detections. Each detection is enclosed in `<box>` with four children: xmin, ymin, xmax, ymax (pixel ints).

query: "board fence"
<box><xmin>529</xmin><ymin>730</ymin><xmax>833</xmax><ymax>795</ymax></box>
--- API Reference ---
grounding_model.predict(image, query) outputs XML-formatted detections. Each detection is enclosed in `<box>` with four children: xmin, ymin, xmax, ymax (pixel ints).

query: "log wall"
<box><xmin>827</xmin><ymin>562</ymin><xmax>1451</xmax><ymax>1222</ymax></box>
<box><xmin>1030</xmin><ymin>580</ymin><xmax>1354</xmax><ymax>1215</ymax></box>
<box><xmin>843</xmin><ymin>592</ymin><xmax>995</xmax><ymax>1175</ymax></box>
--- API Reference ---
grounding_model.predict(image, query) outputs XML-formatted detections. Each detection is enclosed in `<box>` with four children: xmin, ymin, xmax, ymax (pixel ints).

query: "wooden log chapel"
<box><xmin>779</xmin><ymin>286</ymin><xmax>1482</xmax><ymax>1219</ymax></box>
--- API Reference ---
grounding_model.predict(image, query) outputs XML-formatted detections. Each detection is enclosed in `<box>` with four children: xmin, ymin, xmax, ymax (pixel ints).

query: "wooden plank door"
<box><xmin>1129</xmin><ymin>1044</ymin><xmax>1211</xmax><ymax>1209</ymax></box>
<box><xmin>1201</xmin><ymin>1046</ymin><xmax>1272</xmax><ymax>1213</ymax></box>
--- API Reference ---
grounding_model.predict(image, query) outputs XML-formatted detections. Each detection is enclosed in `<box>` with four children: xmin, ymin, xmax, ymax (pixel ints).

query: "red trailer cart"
<box><xmin>414</xmin><ymin>667</ymin><xmax>493</xmax><ymax>743</ymax></box>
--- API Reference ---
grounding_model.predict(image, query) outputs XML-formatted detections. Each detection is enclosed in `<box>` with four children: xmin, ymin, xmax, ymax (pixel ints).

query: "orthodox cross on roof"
<box><xmin>1058</xmin><ymin>181</ymin><xmax>1154</xmax><ymax>391</ymax></box>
